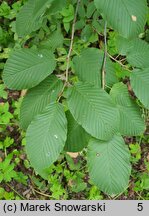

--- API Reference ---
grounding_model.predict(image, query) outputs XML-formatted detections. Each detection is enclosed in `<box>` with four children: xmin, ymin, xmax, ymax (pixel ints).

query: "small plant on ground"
<box><xmin>2</xmin><ymin>0</ymin><xmax>149</xmax><ymax>196</ymax></box>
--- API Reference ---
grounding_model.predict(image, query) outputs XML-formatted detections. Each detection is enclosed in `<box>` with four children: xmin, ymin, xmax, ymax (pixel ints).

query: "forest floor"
<box><xmin>0</xmin><ymin>0</ymin><xmax>149</xmax><ymax>200</ymax></box>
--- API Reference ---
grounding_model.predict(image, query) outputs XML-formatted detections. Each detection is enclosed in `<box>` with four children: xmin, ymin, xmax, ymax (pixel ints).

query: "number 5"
<box><xmin>137</xmin><ymin>203</ymin><xmax>143</xmax><ymax>211</ymax></box>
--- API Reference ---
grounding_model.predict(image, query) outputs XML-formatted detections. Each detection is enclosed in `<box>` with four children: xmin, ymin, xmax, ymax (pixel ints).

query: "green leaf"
<box><xmin>26</xmin><ymin>102</ymin><xmax>67</xmax><ymax>177</ymax></box>
<box><xmin>47</xmin><ymin>0</ymin><xmax>67</xmax><ymax>15</ymax></box>
<box><xmin>130</xmin><ymin>68</ymin><xmax>149</xmax><ymax>109</ymax></box>
<box><xmin>73</xmin><ymin>48</ymin><xmax>118</xmax><ymax>87</ymax></box>
<box><xmin>94</xmin><ymin>0</ymin><xmax>147</xmax><ymax>39</ymax></box>
<box><xmin>16</xmin><ymin>0</ymin><xmax>54</xmax><ymax>37</ymax></box>
<box><xmin>126</xmin><ymin>39</ymin><xmax>149</xmax><ymax>68</ymax></box>
<box><xmin>40</xmin><ymin>28</ymin><xmax>64</xmax><ymax>51</ymax></box>
<box><xmin>20</xmin><ymin>75</ymin><xmax>63</xmax><ymax>130</ymax></box>
<box><xmin>107</xmin><ymin>31</ymin><xmax>119</xmax><ymax>55</ymax></box>
<box><xmin>75</xmin><ymin>19</ymin><xmax>86</xmax><ymax>30</ymax></box>
<box><xmin>64</xmin><ymin>111</ymin><xmax>90</xmax><ymax>152</ymax></box>
<box><xmin>86</xmin><ymin>2</ymin><xmax>96</xmax><ymax>18</ymax></box>
<box><xmin>3</xmin><ymin>49</ymin><xmax>56</xmax><ymax>90</ymax></box>
<box><xmin>73</xmin><ymin>48</ymin><xmax>101</xmax><ymax>86</ymax></box>
<box><xmin>67</xmin><ymin>82</ymin><xmax>120</xmax><ymax>141</ymax></box>
<box><xmin>0</xmin><ymin>84</ymin><xmax>7</xmax><ymax>99</ymax></box>
<box><xmin>78</xmin><ymin>2</ymin><xmax>86</xmax><ymax>18</ymax></box>
<box><xmin>81</xmin><ymin>25</ymin><xmax>94</xmax><ymax>42</ymax></box>
<box><xmin>87</xmin><ymin>134</ymin><xmax>131</xmax><ymax>195</ymax></box>
<box><xmin>105</xmin><ymin>57</ymin><xmax>119</xmax><ymax>87</ymax></box>
<box><xmin>116</xmin><ymin>36</ymin><xmax>130</xmax><ymax>56</ymax></box>
<box><xmin>110</xmin><ymin>83</ymin><xmax>145</xmax><ymax>136</ymax></box>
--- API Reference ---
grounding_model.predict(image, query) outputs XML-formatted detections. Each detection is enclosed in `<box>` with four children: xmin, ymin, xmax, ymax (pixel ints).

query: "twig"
<box><xmin>107</xmin><ymin>53</ymin><xmax>131</xmax><ymax>72</ymax></box>
<box><xmin>66</xmin><ymin>0</ymin><xmax>80</xmax><ymax>82</ymax></box>
<box><xmin>6</xmin><ymin>183</ymin><xmax>25</xmax><ymax>200</ymax></box>
<box><xmin>105</xmin><ymin>84</ymin><xmax>112</xmax><ymax>90</ymax></box>
<box><xmin>135</xmin><ymin>191</ymin><xmax>144</xmax><ymax>200</ymax></box>
<box><xmin>32</xmin><ymin>188</ymin><xmax>51</xmax><ymax>198</ymax></box>
<box><xmin>57</xmin><ymin>0</ymin><xmax>81</xmax><ymax>101</ymax></box>
<box><xmin>92</xmin><ymin>26</ymin><xmax>103</xmax><ymax>36</ymax></box>
<box><xmin>101</xmin><ymin>21</ymin><xmax>107</xmax><ymax>90</ymax></box>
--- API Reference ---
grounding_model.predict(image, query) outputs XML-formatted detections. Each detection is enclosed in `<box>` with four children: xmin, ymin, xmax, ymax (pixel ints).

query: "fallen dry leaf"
<box><xmin>0</xmin><ymin>102</ymin><xmax>5</xmax><ymax>106</ymax></box>
<box><xmin>67</xmin><ymin>152</ymin><xmax>79</xmax><ymax>158</ymax></box>
<box><xmin>21</xmin><ymin>90</ymin><xmax>27</xmax><ymax>97</ymax></box>
<box><xmin>68</xmin><ymin>179</ymin><xmax>74</xmax><ymax>187</ymax></box>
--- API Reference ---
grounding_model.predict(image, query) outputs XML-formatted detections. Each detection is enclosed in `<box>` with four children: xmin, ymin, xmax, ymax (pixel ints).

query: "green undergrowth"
<box><xmin>0</xmin><ymin>0</ymin><xmax>149</xmax><ymax>200</ymax></box>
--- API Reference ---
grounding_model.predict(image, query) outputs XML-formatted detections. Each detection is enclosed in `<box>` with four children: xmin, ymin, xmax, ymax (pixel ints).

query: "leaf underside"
<box><xmin>64</xmin><ymin>111</ymin><xmax>90</xmax><ymax>152</ymax></box>
<box><xmin>20</xmin><ymin>75</ymin><xmax>63</xmax><ymax>130</ymax></box>
<box><xmin>26</xmin><ymin>102</ymin><xmax>67</xmax><ymax>177</ymax></box>
<box><xmin>16</xmin><ymin>0</ymin><xmax>54</xmax><ymax>37</ymax></box>
<box><xmin>130</xmin><ymin>68</ymin><xmax>149</xmax><ymax>109</ymax></box>
<box><xmin>67</xmin><ymin>82</ymin><xmax>120</xmax><ymax>141</ymax></box>
<box><xmin>3</xmin><ymin>49</ymin><xmax>56</xmax><ymax>90</ymax></box>
<box><xmin>110</xmin><ymin>82</ymin><xmax>145</xmax><ymax>136</ymax></box>
<box><xmin>73</xmin><ymin>48</ymin><xmax>118</xmax><ymax>87</ymax></box>
<box><xmin>87</xmin><ymin>134</ymin><xmax>131</xmax><ymax>195</ymax></box>
<box><xmin>94</xmin><ymin>0</ymin><xmax>147</xmax><ymax>39</ymax></box>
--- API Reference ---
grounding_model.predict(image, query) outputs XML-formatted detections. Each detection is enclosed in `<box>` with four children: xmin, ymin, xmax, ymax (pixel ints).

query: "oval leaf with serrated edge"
<box><xmin>3</xmin><ymin>49</ymin><xmax>56</xmax><ymax>90</ymax></box>
<box><xmin>67</xmin><ymin>82</ymin><xmax>120</xmax><ymax>141</ymax></box>
<box><xmin>130</xmin><ymin>68</ymin><xmax>149</xmax><ymax>109</ymax></box>
<box><xmin>47</xmin><ymin>0</ymin><xmax>67</xmax><ymax>15</ymax></box>
<box><xmin>26</xmin><ymin>102</ymin><xmax>67</xmax><ymax>177</ymax></box>
<box><xmin>94</xmin><ymin>0</ymin><xmax>147</xmax><ymax>39</ymax></box>
<box><xmin>87</xmin><ymin>134</ymin><xmax>131</xmax><ymax>195</ymax></box>
<box><xmin>110</xmin><ymin>82</ymin><xmax>145</xmax><ymax>136</ymax></box>
<box><xmin>73</xmin><ymin>48</ymin><xmax>118</xmax><ymax>87</ymax></box>
<box><xmin>40</xmin><ymin>28</ymin><xmax>64</xmax><ymax>51</ymax></box>
<box><xmin>64</xmin><ymin>111</ymin><xmax>90</xmax><ymax>152</ymax></box>
<box><xmin>16</xmin><ymin>0</ymin><xmax>54</xmax><ymax>37</ymax></box>
<box><xmin>20</xmin><ymin>75</ymin><xmax>63</xmax><ymax>130</ymax></box>
<box><xmin>126</xmin><ymin>39</ymin><xmax>149</xmax><ymax>68</ymax></box>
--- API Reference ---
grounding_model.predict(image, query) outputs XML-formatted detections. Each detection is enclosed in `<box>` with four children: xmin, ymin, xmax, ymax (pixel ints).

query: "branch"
<box><xmin>6</xmin><ymin>183</ymin><xmax>25</xmax><ymax>200</ymax></box>
<box><xmin>65</xmin><ymin>0</ymin><xmax>81</xmax><ymax>83</ymax></box>
<box><xmin>57</xmin><ymin>0</ymin><xmax>81</xmax><ymax>101</ymax></box>
<box><xmin>107</xmin><ymin>53</ymin><xmax>131</xmax><ymax>72</ymax></box>
<box><xmin>101</xmin><ymin>21</ymin><xmax>107</xmax><ymax>90</ymax></box>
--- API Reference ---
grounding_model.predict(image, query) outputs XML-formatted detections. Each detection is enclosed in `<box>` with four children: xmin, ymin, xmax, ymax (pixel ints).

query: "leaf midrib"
<box><xmin>73</xmin><ymin>86</ymin><xmax>113</xmax><ymax>124</ymax></box>
<box><xmin>6</xmin><ymin>58</ymin><xmax>51</xmax><ymax>77</ymax></box>
<box><xmin>27</xmin><ymin>79</ymin><xmax>61</xmax><ymax>109</ymax></box>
